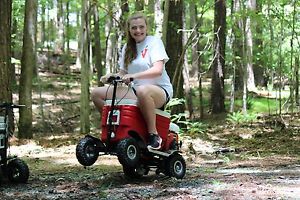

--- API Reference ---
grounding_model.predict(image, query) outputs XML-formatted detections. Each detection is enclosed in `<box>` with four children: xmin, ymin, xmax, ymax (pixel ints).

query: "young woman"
<box><xmin>91</xmin><ymin>12</ymin><xmax>173</xmax><ymax>150</ymax></box>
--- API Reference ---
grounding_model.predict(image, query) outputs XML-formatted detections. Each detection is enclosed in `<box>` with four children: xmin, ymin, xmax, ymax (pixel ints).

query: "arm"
<box><xmin>122</xmin><ymin>60</ymin><xmax>164</xmax><ymax>83</ymax></box>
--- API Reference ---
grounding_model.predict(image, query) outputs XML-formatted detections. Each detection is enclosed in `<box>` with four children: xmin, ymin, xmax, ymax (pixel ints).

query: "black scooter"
<box><xmin>0</xmin><ymin>103</ymin><xmax>29</xmax><ymax>183</ymax></box>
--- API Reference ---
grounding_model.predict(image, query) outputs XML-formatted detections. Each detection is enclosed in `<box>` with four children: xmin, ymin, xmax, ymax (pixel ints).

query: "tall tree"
<box><xmin>211</xmin><ymin>0</ymin><xmax>226</xmax><ymax>114</ymax></box>
<box><xmin>80</xmin><ymin>0</ymin><xmax>91</xmax><ymax>134</ymax></box>
<box><xmin>154</xmin><ymin>0</ymin><xmax>164</xmax><ymax>37</ymax></box>
<box><xmin>104</xmin><ymin>1</ymin><xmax>115</xmax><ymax>74</ymax></box>
<box><xmin>296</xmin><ymin>57</ymin><xmax>299</xmax><ymax>105</ymax></box>
<box><xmin>0</xmin><ymin>0</ymin><xmax>12</xmax><ymax>104</ymax></box>
<box><xmin>290</xmin><ymin>0</ymin><xmax>297</xmax><ymax>112</ymax></box>
<box><xmin>92</xmin><ymin>3</ymin><xmax>103</xmax><ymax>86</ymax></box>
<box><xmin>182</xmin><ymin>1</ymin><xmax>194</xmax><ymax>119</ymax></box>
<box><xmin>161</xmin><ymin>0</ymin><xmax>169</xmax><ymax>45</ymax></box>
<box><xmin>253</xmin><ymin>0</ymin><xmax>265</xmax><ymax>87</ymax></box>
<box><xmin>245</xmin><ymin>0</ymin><xmax>256</xmax><ymax>92</ymax></box>
<box><xmin>58</xmin><ymin>0</ymin><xmax>64</xmax><ymax>52</ymax></box>
<box><xmin>19</xmin><ymin>0</ymin><xmax>37</xmax><ymax>139</ymax></box>
<box><xmin>65</xmin><ymin>1</ymin><xmax>70</xmax><ymax>53</ymax></box>
<box><xmin>166</xmin><ymin>0</ymin><xmax>184</xmax><ymax>114</ymax></box>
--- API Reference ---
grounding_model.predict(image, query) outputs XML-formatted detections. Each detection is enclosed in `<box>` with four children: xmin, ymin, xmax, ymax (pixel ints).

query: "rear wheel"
<box><xmin>117</xmin><ymin>138</ymin><xmax>140</xmax><ymax>168</ymax></box>
<box><xmin>165</xmin><ymin>153</ymin><xmax>186</xmax><ymax>179</ymax></box>
<box><xmin>7</xmin><ymin>158</ymin><xmax>29</xmax><ymax>183</ymax></box>
<box><xmin>76</xmin><ymin>137</ymin><xmax>100</xmax><ymax>166</ymax></box>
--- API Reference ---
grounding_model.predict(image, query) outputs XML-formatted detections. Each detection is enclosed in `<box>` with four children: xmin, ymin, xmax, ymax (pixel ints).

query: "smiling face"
<box><xmin>128</xmin><ymin>17</ymin><xmax>147</xmax><ymax>43</ymax></box>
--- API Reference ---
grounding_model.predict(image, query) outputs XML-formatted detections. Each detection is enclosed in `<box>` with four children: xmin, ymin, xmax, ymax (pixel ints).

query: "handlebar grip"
<box><xmin>107</xmin><ymin>76</ymin><xmax>121</xmax><ymax>83</ymax></box>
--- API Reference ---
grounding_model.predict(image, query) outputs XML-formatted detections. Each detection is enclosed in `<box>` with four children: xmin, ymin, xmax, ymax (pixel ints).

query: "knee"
<box><xmin>91</xmin><ymin>87</ymin><xmax>105</xmax><ymax>101</ymax></box>
<box><xmin>135</xmin><ymin>86</ymin><xmax>149</xmax><ymax>99</ymax></box>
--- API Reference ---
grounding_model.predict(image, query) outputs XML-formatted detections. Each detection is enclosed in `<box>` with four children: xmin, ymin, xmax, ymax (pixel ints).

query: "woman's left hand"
<box><xmin>122</xmin><ymin>74</ymin><xmax>135</xmax><ymax>84</ymax></box>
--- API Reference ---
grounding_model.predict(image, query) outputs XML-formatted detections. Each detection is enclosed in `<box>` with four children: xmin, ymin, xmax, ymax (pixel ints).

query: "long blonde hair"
<box><xmin>124</xmin><ymin>12</ymin><xmax>148</xmax><ymax>69</ymax></box>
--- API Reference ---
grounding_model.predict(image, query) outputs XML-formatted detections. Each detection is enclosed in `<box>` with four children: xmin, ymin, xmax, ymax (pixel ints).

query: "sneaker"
<box><xmin>147</xmin><ymin>133</ymin><xmax>162</xmax><ymax>150</ymax></box>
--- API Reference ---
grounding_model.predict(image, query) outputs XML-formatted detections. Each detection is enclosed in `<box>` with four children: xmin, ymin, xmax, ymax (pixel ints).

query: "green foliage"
<box><xmin>165</xmin><ymin>98</ymin><xmax>185</xmax><ymax>113</ymax></box>
<box><xmin>166</xmin><ymin>98</ymin><xmax>207</xmax><ymax>137</ymax></box>
<box><xmin>226</xmin><ymin>111</ymin><xmax>257</xmax><ymax>125</ymax></box>
<box><xmin>246</xmin><ymin>96</ymin><xmax>254</xmax><ymax>110</ymax></box>
<box><xmin>12</xmin><ymin>0</ymin><xmax>25</xmax><ymax>53</ymax></box>
<box><xmin>166</xmin><ymin>98</ymin><xmax>188</xmax><ymax>130</ymax></box>
<box><xmin>233</xmin><ymin>97</ymin><xmax>279</xmax><ymax>114</ymax></box>
<box><xmin>185</xmin><ymin>121</ymin><xmax>207</xmax><ymax>138</ymax></box>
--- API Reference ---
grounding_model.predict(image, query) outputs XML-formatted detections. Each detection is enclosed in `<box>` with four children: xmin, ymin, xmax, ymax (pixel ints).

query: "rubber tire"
<box><xmin>7</xmin><ymin>158</ymin><xmax>29</xmax><ymax>183</ymax></box>
<box><xmin>165</xmin><ymin>153</ymin><xmax>186</xmax><ymax>179</ymax></box>
<box><xmin>76</xmin><ymin>137</ymin><xmax>99</xmax><ymax>166</ymax></box>
<box><xmin>117</xmin><ymin>138</ymin><xmax>140</xmax><ymax>168</ymax></box>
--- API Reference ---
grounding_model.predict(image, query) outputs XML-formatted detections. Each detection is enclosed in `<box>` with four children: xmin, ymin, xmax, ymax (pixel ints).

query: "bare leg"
<box><xmin>91</xmin><ymin>85</ymin><xmax>137</xmax><ymax>113</ymax></box>
<box><xmin>135</xmin><ymin>85</ymin><xmax>166</xmax><ymax>134</ymax></box>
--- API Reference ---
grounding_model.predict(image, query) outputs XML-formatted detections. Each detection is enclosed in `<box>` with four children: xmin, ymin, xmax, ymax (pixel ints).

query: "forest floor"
<box><xmin>1</xmin><ymin>58</ymin><xmax>299</xmax><ymax>199</ymax></box>
<box><xmin>1</xmin><ymin>125</ymin><xmax>299</xmax><ymax>200</ymax></box>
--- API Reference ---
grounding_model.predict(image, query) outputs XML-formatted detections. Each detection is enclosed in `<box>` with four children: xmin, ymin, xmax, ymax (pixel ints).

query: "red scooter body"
<box><xmin>101</xmin><ymin>100</ymin><xmax>174</xmax><ymax>151</ymax></box>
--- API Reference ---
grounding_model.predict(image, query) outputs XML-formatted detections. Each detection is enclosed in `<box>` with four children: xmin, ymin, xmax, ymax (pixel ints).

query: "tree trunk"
<box><xmin>0</xmin><ymin>0</ymin><xmax>12</xmax><ymax>103</ymax></box>
<box><xmin>245</xmin><ymin>0</ymin><xmax>256</xmax><ymax>92</ymax></box>
<box><xmin>66</xmin><ymin>1</ymin><xmax>70</xmax><ymax>53</ymax></box>
<box><xmin>19</xmin><ymin>0</ymin><xmax>37</xmax><ymax>139</ymax></box>
<box><xmin>277</xmin><ymin>5</ymin><xmax>285</xmax><ymax>115</ymax></box>
<box><xmin>147</xmin><ymin>0</ymin><xmax>155</xmax><ymax>33</ymax></box>
<box><xmin>253</xmin><ymin>0</ymin><xmax>265</xmax><ymax>87</ymax></box>
<box><xmin>267</xmin><ymin>0</ymin><xmax>274</xmax><ymax>93</ymax></box>
<box><xmin>295</xmin><ymin>57</ymin><xmax>299</xmax><ymax>106</ymax></box>
<box><xmin>161</xmin><ymin>0</ymin><xmax>169</xmax><ymax>45</ymax></box>
<box><xmin>55</xmin><ymin>0</ymin><xmax>64</xmax><ymax>52</ymax></box>
<box><xmin>211</xmin><ymin>0</ymin><xmax>226</xmax><ymax>114</ymax></box>
<box><xmin>165</xmin><ymin>0</ymin><xmax>185</xmax><ymax>116</ymax></box>
<box><xmin>189</xmin><ymin>2</ymin><xmax>200</xmax><ymax>118</ymax></box>
<box><xmin>233</xmin><ymin>0</ymin><xmax>244</xmax><ymax>91</ymax></box>
<box><xmin>105</xmin><ymin>1</ymin><xmax>114</xmax><ymax>74</ymax></box>
<box><xmin>229</xmin><ymin>0</ymin><xmax>236</xmax><ymax>113</ymax></box>
<box><xmin>154</xmin><ymin>0</ymin><xmax>163</xmax><ymax>38</ymax></box>
<box><xmin>80</xmin><ymin>0</ymin><xmax>91</xmax><ymax>134</ymax></box>
<box><xmin>93</xmin><ymin>4</ymin><xmax>103</xmax><ymax>87</ymax></box>
<box><xmin>241</xmin><ymin>1</ymin><xmax>248</xmax><ymax>113</ymax></box>
<box><xmin>40</xmin><ymin>2</ymin><xmax>46</xmax><ymax>45</ymax></box>
<box><xmin>195</xmin><ymin>2</ymin><xmax>207</xmax><ymax>119</ymax></box>
<box><xmin>289</xmin><ymin>0</ymin><xmax>296</xmax><ymax>113</ymax></box>
<box><xmin>182</xmin><ymin>1</ymin><xmax>193</xmax><ymax>119</ymax></box>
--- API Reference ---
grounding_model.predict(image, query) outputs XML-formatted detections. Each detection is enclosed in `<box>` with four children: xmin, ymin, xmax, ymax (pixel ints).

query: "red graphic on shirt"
<box><xmin>141</xmin><ymin>48</ymin><xmax>148</xmax><ymax>58</ymax></box>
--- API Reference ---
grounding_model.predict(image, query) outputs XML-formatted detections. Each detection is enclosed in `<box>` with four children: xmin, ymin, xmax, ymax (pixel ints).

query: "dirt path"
<box><xmin>0</xmin><ymin>142</ymin><xmax>299</xmax><ymax>200</ymax></box>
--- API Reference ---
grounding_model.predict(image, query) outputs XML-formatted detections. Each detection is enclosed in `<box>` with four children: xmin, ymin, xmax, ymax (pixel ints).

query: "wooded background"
<box><xmin>0</xmin><ymin>0</ymin><xmax>299</xmax><ymax>139</ymax></box>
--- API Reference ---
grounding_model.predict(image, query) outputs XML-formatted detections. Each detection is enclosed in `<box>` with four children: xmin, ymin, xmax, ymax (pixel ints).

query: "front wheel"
<box><xmin>117</xmin><ymin>138</ymin><xmax>140</xmax><ymax>168</ymax></box>
<box><xmin>7</xmin><ymin>158</ymin><xmax>29</xmax><ymax>183</ymax></box>
<box><xmin>76</xmin><ymin>136</ymin><xmax>100</xmax><ymax>166</ymax></box>
<box><xmin>165</xmin><ymin>153</ymin><xmax>186</xmax><ymax>179</ymax></box>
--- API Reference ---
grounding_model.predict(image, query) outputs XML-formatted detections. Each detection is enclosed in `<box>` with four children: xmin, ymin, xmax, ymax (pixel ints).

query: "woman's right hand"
<box><xmin>100</xmin><ymin>73</ymin><xmax>115</xmax><ymax>83</ymax></box>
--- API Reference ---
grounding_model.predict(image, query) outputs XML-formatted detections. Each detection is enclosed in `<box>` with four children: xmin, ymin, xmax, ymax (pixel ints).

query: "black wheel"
<box><xmin>165</xmin><ymin>153</ymin><xmax>186</xmax><ymax>179</ymax></box>
<box><xmin>76</xmin><ymin>137</ymin><xmax>99</xmax><ymax>166</ymax></box>
<box><xmin>122</xmin><ymin>164</ymin><xmax>149</xmax><ymax>179</ymax></box>
<box><xmin>117</xmin><ymin>138</ymin><xmax>140</xmax><ymax>168</ymax></box>
<box><xmin>7</xmin><ymin>158</ymin><xmax>29</xmax><ymax>183</ymax></box>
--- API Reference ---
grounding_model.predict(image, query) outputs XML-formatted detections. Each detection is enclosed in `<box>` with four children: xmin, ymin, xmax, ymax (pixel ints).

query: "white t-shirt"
<box><xmin>119</xmin><ymin>36</ymin><xmax>173</xmax><ymax>98</ymax></box>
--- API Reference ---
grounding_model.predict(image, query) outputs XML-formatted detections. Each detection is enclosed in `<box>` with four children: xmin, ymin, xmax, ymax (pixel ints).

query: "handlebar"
<box><xmin>0</xmin><ymin>103</ymin><xmax>25</xmax><ymax>109</ymax></box>
<box><xmin>107</xmin><ymin>76</ymin><xmax>134</xmax><ymax>84</ymax></box>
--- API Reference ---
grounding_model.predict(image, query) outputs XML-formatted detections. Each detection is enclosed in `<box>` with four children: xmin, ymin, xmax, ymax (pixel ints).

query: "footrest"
<box><xmin>147</xmin><ymin>147</ymin><xmax>178</xmax><ymax>157</ymax></box>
